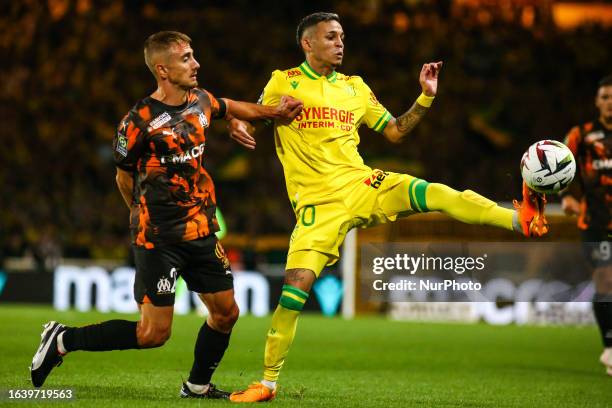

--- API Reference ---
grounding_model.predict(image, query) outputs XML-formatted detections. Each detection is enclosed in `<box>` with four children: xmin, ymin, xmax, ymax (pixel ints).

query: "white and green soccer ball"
<box><xmin>520</xmin><ymin>140</ymin><xmax>576</xmax><ymax>194</ymax></box>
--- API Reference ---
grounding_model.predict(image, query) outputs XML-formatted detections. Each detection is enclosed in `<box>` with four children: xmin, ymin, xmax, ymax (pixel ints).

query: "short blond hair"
<box><xmin>143</xmin><ymin>31</ymin><xmax>192</xmax><ymax>76</ymax></box>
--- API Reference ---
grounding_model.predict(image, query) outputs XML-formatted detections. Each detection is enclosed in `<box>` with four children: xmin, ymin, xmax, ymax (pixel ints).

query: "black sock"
<box><xmin>62</xmin><ymin>320</ymin><xmax>139</xmax><ymax>352</ymax></box>
<box><xmin>188</xmin><ymin>322</ymin><xmax>231</xmax><ymax>385</ymax></box>
<box><xmin>593</xmin><ymin>294</ymin><xmax>612</xmax><ymax>347</ymax></box>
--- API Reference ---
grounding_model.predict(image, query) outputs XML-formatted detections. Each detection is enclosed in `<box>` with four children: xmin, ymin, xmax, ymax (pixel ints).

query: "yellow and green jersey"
<box><xmin>261</xmin><ymin>61</ymin><xmax>392</xmax><ymax>210</ymax></box>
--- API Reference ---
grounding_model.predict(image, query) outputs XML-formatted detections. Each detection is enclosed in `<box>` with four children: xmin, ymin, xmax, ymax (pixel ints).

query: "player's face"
<box><xmin>596</xmin><ymin>85</ymin><xmax>612</xmax><ymax>123</ymax></box>
<box><xmin>163</xmin><ymin>41</ymin><xmax>200</xmax><ymax>90</ymax></box>
<box><xmin>309</xmin><ymin>20</ymin><xmax>344</xmax><ymax>68</ymax></box>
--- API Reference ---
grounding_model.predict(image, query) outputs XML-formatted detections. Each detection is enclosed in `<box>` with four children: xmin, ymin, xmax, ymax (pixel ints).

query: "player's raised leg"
<box><xmin>31</xmin><ymin>302</ymin><xmax>172</xmax><ymax>388</ymax></box>
<box><xmin>230</xmin><ymin>253</ymin><xmax>323</xmax><ymax>402</ymax></box>
<box><xmin>427</xmin><ymin>181</ymin><xmax>548</xmax><ymax>237</ymax></box>
<box><xmin>381</xmin><ymin>177</ymin><xmax>548</xmax><ymax>237</ymax></box>
<box><xmin>31</xmin><ymin>242</ymin><xmax>182</xmax><ymax>388</ymax></box>
<box><xmin>180</xmin><ymin>289</ymin><xmax>239</xmax><ymax>399</ymax></box>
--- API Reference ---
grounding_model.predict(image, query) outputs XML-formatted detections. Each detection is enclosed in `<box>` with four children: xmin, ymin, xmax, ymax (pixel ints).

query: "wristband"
<box><xmin>416</xmin><ymin>93</ymin><xmax>435</xmax><ymax>108</ymax></box>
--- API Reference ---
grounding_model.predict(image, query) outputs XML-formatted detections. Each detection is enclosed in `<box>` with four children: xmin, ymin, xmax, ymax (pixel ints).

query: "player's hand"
<box><xmin>561</xmin><ymin>195</ymin><xmax>581</xmax><ymax>216</ymax></box>
<box><xmin>419</xmin><ymin>61</ymin><xmax>443</xmax><ymax>97</ymax></box>
<box><xmin>227</xmin><ymin>118</ymin><xmax>256</xmax><ymax>150</ymax></box>
<box><xmin>276</xmin><ymin>95</ymin><xmax>303</xmax><ymax>121</ymax></box>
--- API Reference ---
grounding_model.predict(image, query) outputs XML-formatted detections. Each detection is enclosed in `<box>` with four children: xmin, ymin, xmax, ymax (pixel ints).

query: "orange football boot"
<box><xmin>513</xmin><ymin>182</ymin><xmax>549</xmax><ymax>237</ymax></box>
<box><xmin>230</xmin><ymin>382</ymin><xmax>276</xmax><ymax>403</ymax></box>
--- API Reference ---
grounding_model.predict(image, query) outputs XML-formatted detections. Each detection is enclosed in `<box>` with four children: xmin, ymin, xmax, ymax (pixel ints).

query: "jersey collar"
<box><xmin>299</xmin><ymin>61</ymin><xmax>337</xmax><ymax>83</ymax></box>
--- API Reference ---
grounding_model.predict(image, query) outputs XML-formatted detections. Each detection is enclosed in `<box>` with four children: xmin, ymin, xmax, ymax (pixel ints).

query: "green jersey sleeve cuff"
<box><xmin>372</xmin><ymin>111</ymin><xmax>392</xmax><ymax>133</ymax></box>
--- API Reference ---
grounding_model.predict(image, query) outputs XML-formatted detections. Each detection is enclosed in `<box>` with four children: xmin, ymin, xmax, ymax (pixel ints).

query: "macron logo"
<box><xmin>313</xmin><ymin>275</ymin><xmax>343</xmax><ymax>316</ymax></box>
<box><xmin>148</xmin><ymin>112</ymin><xmax>171</xmax><ymax>131</ymax></box>
<box><xmin>0</xmin><ymin>271</ymin><xmax>6</xmax><ymax>297</ymax></box>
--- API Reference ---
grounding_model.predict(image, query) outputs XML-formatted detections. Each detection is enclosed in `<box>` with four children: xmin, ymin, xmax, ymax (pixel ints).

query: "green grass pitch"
<box><xmin>0</xmin><ymin>304</ymin><xmax>610</xmax><ymax>407</ymax></box>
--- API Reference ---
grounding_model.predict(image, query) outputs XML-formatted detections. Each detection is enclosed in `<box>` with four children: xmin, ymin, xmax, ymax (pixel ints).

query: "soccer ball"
<box><xmin>520</xmin><ymin>140</ymin><xmax>576</xmax><ymax>194</ymax></box>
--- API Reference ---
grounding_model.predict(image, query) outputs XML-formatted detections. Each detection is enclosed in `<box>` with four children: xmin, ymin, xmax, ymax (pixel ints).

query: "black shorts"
<box><xmin>133</xmin><ymin>235</ymin><xmax>233</xmax><ymax>306</ymax></box>
<box><xmin>580</xmin><ymin>229</ymin><xmax>612</xmax><ymax>270</ymax></box>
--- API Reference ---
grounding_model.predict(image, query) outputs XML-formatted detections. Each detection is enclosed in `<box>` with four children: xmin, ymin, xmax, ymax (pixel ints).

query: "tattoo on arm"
<box><xmin>396</xmin><ymin>102</ymin><xmax>429</xmax><ymax>135</ymax></box>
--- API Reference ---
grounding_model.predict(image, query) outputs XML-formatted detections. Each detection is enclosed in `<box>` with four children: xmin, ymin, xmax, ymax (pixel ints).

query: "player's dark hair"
<box><xmin>296</xmin><ymin>12</ymin><xmax>340</xmax><ymax>48</ymax></box>
<box><xmin>144</xmin><ymin>31</ymin><xmax>192</xmax><ymax>76</ymax></box>
<box><xmin>599</xmin><ymin>74</ymin><xmax>612</xmax><ymax>88</ymax></box>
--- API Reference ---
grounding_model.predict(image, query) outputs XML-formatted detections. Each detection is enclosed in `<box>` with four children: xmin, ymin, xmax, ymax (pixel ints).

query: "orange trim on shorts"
<box><xmin>142</xmin><ymin>294</ymin><xmax>152</xmax><ymax>304</ymax></box>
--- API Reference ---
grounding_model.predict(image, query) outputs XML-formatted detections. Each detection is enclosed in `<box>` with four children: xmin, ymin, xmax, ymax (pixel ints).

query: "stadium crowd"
<box><xmin>2</xmin><ymin>0</ymin><xmax>611</xmax><ymax>264</ymax></box>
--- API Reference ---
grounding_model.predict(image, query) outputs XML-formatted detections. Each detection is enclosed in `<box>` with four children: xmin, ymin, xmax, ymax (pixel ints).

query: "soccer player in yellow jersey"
<box><xmin>229</xmin><ymin>12</ymin><xmax>548</xmax><ymax>402</ymax></box>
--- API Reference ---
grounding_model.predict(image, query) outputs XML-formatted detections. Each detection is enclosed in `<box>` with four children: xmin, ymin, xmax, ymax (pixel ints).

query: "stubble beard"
<box><xmin>332</xmin><ymin>56</ymin><xmax>343</xmax><ymax>69</ymax></box>
<box><xmin>169</xmin><ymin>75</ymin><xmax>197</xmax><ymax>91</ymax></box>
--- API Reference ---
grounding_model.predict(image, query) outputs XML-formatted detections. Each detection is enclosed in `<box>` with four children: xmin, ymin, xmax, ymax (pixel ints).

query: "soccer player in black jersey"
<box><xmin>30</xmin><ymin>31</ymin><xmax>303</xmax><ymax>397</ymax></box>
<box><xmin>561</xmin><ymin>74</ymin><xmax>612</xmax><ymax>376</ymax></box>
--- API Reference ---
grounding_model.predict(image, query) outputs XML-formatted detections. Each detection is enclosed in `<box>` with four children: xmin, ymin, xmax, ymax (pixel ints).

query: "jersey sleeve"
<box><xmin>359</xmin><ymin>79</ymin><xmax>392</xmax><ymax>133</ymax></box>
<box><xmin>113</xmin><ymin>113</ymin><xmax>144</xmax><ymax>172</ymax></box>
<box><xmin>257</xmin><ymin>71</ymin><xmax>283</xmax><ymax>126</ymax></box>
<box><xmin>564</xmin><ymin>126</ymin><xmax>582</xmax><ymax>156</ymax></box>
<box><xmin>205</xmin><ymin>90</ymin><xmax>227</xmax><ymax>120</ymax></box>
<box><xmin>561</xmin><ymin>126</ymin><xmax>583</xmax><ymax>198</ymax></box>
<box><xmin>259</xmin><ymin>70</ymin><xmax>283</xmax><ymax>107</ymax></box>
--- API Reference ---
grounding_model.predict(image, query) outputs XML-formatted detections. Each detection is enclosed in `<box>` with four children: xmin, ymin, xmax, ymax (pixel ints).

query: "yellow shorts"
<box><xmin>286</xmin><ymin>170</ymin><xmax>429</xmax><ymax>275</ymax></box>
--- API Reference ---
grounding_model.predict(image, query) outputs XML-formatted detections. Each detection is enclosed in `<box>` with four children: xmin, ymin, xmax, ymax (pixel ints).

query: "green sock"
<box><xmin>263</xmin><ymin>285</ymin><xmax>308</xmax><ymax>382</ymax></box>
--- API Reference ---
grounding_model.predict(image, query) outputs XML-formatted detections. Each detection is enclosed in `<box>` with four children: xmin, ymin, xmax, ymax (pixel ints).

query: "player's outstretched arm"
<box><xmin>224</xmin><ymin>96</ymin><xmax>303</xmax><ymax>123</ymax></box>
<box><xmin>224</xmin><ymin>96</ymin><xmax>303</xmax><ymax>150</ymax></box>
<box><xmin>559</xmin><ymin>127</ymin><xmax>583</xmax><ymax>216</ymax></box>
<box><xmin>116</xmin><ymin>168</ymin><xmax>134</xmax><ymax>209</ymax></box>
<box><xmin>561</xmin><ymin>195</ymin><xmax>581</xmax><ymax>216</ymax></box>
<box><xmin>227</xmin><ymin>118</ymin><xmax>257</xmax><ymax>150</ymax></box>
<box><xmin>383</xmin><ymin>61</ymin><xmax>442</xmax><ymax>143</ymax></box>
